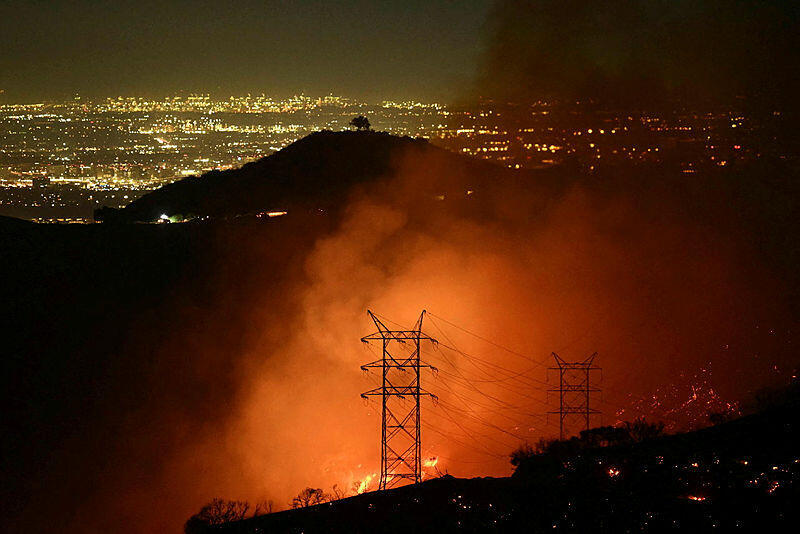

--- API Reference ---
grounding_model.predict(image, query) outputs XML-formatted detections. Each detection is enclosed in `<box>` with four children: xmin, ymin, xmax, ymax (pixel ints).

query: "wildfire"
<box><xmin>255</xmin><ymin>210</ymin><xmax>288</xmax><ymax>218</ymax></box>
<box><xmin>356</xmin><ymin>473</ymin><xmax>376</xmax><ymax>494</ymax></box>
<box><xmin>423</xmin><ymin>456</ymin><xmax>439</xmax><ymax>468</ymax></box>
<box><xmin>621</xmin><ymin>364</ymin><xmax>741</xmax><ymax>431</ymax></box>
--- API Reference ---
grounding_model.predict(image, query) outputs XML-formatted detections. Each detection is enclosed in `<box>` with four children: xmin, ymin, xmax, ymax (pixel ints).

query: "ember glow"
<box><xmin>356</xmin><ymin>473</ymin><xmax>376</xmax><ymax>495</ymax></box>
<box><xmin>422</xmin><ymin>456</ymin><xmax>441</xmax><ymax>480</ymax></box>
<box><xmin>618</xmin><ymin>364</ymin><xmax>743</xmax><ymax>431</ymax></box>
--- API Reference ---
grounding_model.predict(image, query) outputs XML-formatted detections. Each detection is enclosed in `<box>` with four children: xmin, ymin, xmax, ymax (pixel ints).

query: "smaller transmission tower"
<box><xmin>361</xmin><ymin>310</ymin><xmax>437</xmax><ymax>490</ymax></box>
<box><xmin>549</xmin><ymin>352</ymin><xmax>601</xmax><ymax>440</ymax></box>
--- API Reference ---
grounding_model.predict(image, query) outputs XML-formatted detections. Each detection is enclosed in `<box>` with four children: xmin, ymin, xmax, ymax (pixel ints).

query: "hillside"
<box><xmin>1</xmin><ymin>131</ymin><xmax>797</xmax><ymax>534</ymax></box>
<box><xmin>207</xmin><ymin>391</ymin><xmax>800</xmax><ymax>533</ymax></box>
<box><xmin>95</xmin><ymin>130</ymin><xmax>523</xmax><ymax>223</ymax></box>
<box><xmin>0</xmin><ymin>214</ymin><xmax>34</xmax><ymax>230</ymax></box>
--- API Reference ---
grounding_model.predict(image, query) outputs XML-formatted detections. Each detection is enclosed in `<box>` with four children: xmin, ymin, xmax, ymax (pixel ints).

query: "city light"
<box><xmin>0</xmin><ymin>94</ymin><xmax>784</xmax><ymax>222</ymax></box>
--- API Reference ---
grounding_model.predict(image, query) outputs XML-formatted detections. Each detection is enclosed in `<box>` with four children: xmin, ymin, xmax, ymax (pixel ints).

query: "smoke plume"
<box><xmin>476</xmin><ymin>0</ymin><xmax>799</xmax><ymax>111</ymax></box>
<box><xmin>68</xmin><ymin>145</ymin><xmax>790</xmax><ymax>534</ymax></box>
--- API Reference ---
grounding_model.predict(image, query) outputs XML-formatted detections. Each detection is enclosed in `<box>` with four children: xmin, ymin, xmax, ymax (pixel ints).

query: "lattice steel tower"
<box><xmin>549</xmin><ymin>352</ymin><xmax>601</xmax><ymax>440</ymax></box>
<box><xmin>361</xmin><ymin>310</ymin><xmax>437</xmax><ymax>490</ymax></box>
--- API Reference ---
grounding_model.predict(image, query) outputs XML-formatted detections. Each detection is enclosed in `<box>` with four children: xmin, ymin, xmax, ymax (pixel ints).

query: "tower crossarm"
<box><xmin>361</xmin><ymin>331</ymin><xmax>438</xmax><ymax>342</ymax></box>
<box><xmin>361</xmin><ymin>360</ymin><xmax>437</xmax><ymax>371</ymax></box>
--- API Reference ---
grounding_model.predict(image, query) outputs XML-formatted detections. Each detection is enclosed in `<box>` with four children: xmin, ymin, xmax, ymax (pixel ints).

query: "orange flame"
<box><xmin>356</xmin><ymin>473</ymin><xmax>376</xmax><ymax>494</ymax></box>
<box><xmin>423</xmin><ymin>456</ymin><xmax>439</xmax><ymax>468</ymax></box>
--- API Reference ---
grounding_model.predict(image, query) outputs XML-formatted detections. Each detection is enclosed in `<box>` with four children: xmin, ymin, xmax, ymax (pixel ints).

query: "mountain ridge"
<box><xmin>96</xmin><ymin>130</ymin><xmax>517</xmax><ymax>223</ymax></box>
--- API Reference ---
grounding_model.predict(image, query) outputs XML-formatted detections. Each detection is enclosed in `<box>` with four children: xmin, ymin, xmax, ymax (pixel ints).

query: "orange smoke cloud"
<box><xmin>38</xmin><ymin>144</ymin><xmax>794</xmax><ymax>534</ymax></box>
<box><xmin>148</xmin><ymin>148</ymin><xmax>787</xmax><ymax>529</ymax></box>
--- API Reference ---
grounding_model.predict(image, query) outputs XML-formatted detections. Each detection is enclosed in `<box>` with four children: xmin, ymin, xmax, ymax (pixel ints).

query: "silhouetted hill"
<box><xmin>96</xmin><ymin>130</ymin><xmax>521</xmax><ymax>223</ymax></box>
<box><xmin>0</xmin><ymin>214</ymin><xmax>34</xmax><ymax>230</ymax></box>
<box><xmin>210</xmin><ymin>389</ymin><xmax>800</xmax><ymax>533</ymax></box>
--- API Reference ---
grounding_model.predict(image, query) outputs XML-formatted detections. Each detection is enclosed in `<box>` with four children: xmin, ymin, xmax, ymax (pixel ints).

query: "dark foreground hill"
<box><xmin>95</xmin><ymin>130</ymin><xmax>527</xmax><ymax>223</ymax></box>
<box><xmin>0</xmin><ymin>214</ymin><xmax>34</xmax><ymax>229</ymax></box>
<box><xmin>209</xmin><ymin>390</ymin><xmax>800</xmax><ymax>533</ymax></box>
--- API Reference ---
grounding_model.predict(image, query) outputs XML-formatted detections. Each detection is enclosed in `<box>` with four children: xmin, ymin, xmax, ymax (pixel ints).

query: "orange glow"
<box><xmin>69</xmin><ymin>142</ymin><xmax>789</xmax><ymax>534</ymax></box>
<box><xmin>356</xmin><ymin>473</ymin><xmax>376</xmax><ymax>494</ymax></box>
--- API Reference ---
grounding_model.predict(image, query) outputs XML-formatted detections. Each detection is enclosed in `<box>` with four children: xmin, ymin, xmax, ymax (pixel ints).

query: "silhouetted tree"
<box><xmin>511</xmin><ymin>419</ymin><xmax>666</xmax><ymax>473</ymax></box>
<box><xmin>184</xmin><ymin>498</ymin><xmax>251</xmax><ymax>533</ymax></box>
<box><xmin>510</xmin><ymin>442</ymin><xmax>536</xmax><ymax>467</ymax></box>
<box><xmin>624</xmin><ymin>418</ymin><xmax>665</xmax><ymax>443</ymax></box>
<box><xmin>708</xmin><ymin>410</ymin><xmax>732</xmax><ymax>425</ymax></box>
<box><xmin>349</xmin><ymin>115</ymin><xmax>370</xmax><ymax>131</ymax></box>
<box><xmin>330</xmin><ymin>484</ymin><xmax>348</xmax><ymax>500</ymax></box>
<box><xmin>253</xmin><ymin>499</ymin><xmax>274</xmax><ymax>516</ymax></box>
<box><xmin>291</xmin><ymin>487</ymin><xmax>330</xmax><ymax>508</ymax></box>
<box><xmin>184</xmin><ymin>515</ymin><xmax>210</xmax><ymax>534</ymax></box>
<box><xmin>579</xmin><ymin>425</ymin><xmax>630</xmax><ymax>447</ymax></box>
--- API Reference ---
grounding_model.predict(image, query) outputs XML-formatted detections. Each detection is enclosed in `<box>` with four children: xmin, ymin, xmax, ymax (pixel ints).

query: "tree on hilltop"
<box><xmin>184</xmin><ymin>498</ymin><xmax>251</xmax><ymax>533</ymax></box>
<box><xmin>291</xmin><ymin>487</ymin><xmax>330</xmax><ymax>508</ymax></box>
<box><xmin>349</xmin><ymin>115</ymin><xmax>371</xmax><ymax>131</ymax></box>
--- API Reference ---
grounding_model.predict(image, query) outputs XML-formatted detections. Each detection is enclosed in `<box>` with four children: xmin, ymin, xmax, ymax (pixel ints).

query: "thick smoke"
<box><xmin>5</xmin><ymin>139</ymin><xmax>792</xmax><ymax>534</ymax></box>
<box><xmin>70</xmin><ymin>146</ymin><xmax>787</xmax><ymax>533</ymax></box>
<box><xmin>476</xmin><ymin>0</ymin><xmax>799</xmax><ymax>110</ymax></box>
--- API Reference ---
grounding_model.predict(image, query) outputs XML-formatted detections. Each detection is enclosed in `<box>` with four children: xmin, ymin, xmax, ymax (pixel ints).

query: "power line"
<box><xmin>427</xmin><ymin>312</ymin><xmax>680</xmax><ymax>426</ymax></box>
<box><xmin>428</xmin><ymin>312</ymin><xmax>552</xmax><ymax>369</ymax></box>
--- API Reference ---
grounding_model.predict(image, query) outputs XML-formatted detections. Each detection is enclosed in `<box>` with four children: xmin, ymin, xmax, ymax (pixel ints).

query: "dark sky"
<box><xmin>0</xmin><ymin>0</ymin><xmax>491</xmax><ymax>102</ymax></box>
<box><xmin>478</xmin><ymin>0</ymin><xmax>799</xmax><ymax>110</ymax></box>
<box><xmin>1</xmin><ymin>1</ymin><xmax>797</xmax><ymax>108</ymax></box>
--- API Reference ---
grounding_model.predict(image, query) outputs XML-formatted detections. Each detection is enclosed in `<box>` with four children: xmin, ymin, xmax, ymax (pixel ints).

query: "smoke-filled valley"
<box><xmin>1</xmin><ymin>132</ymin><xmax>797</xmax><ymax>533</ymax></box>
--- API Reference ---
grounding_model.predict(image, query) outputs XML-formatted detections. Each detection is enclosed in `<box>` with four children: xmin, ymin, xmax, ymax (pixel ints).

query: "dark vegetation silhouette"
<box><xmin>330</xmin><ymin>484</ymin><xmax>348</xmax><ymax>500</ymax></box>
<box><xmin>510</xmin><ymin>418</ymin><xmax>667</xmax><ymax>473</ymax></box>
<box><xmin>291</xmin><ymin>487</ymin><xmax>330</xmax><ymax>508</ymax></box>
<box><xmin>205</xmin><ymin>382</ymin><xmax>800</xmax><ymax>532</ymax></box>
<box><xmin>184</xmin><ymin>499</ymin><xmax>249</xmax><ymax>532</ymax></box>
<box><xmin>349</xmin><ymin>115</ymin><xmax>370</xmax><ymax>131</ymax></box>
<box><xmin>185</xmin><ymin>499</ymin><xmax>274</xmax><ymax>534</ymax></box>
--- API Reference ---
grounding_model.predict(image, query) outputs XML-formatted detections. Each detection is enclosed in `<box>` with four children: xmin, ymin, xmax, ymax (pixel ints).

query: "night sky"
<box><xmin>478</xmin><ymin>0</ymin><xmax>799</xmax><ymax>110</ymax></box>
<box><xmin>1</xmin><ymin>1</ymin><xmax>797</xmax><ymax>107</ymax></box>
<box><xmin>0</xmin><ymin>0</ymin><xmax>491</xmax><ymax>102</ymax></box>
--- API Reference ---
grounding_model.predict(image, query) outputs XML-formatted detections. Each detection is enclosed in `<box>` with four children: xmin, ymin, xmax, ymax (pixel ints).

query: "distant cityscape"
<box><xmin>0</xmin><ymin>93</ymin><xmax>790</xmax><ymax>222</ymax></box>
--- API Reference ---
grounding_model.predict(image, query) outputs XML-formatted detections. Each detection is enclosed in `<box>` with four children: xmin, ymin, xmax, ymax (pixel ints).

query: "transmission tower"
<box><xmin>548</xmin><ymin>352</ymin><xmax>601</xmax><ymax>440</ymax></box>
<box><xmin>360</xmin><ymin>310</ymin><xmax>438</xmax><ymax>490</ymax></box>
